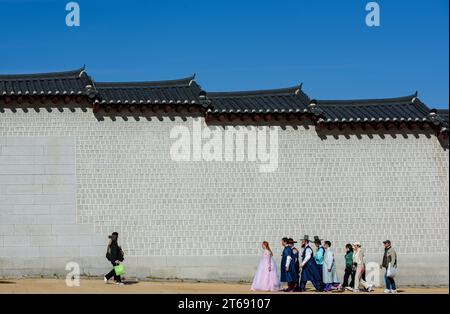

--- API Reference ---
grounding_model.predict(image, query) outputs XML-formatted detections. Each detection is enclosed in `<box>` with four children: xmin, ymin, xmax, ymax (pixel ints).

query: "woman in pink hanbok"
<box><xmin>251</xmin><ymin>241</ymin><xmax>281</xmax><ymax>291</ymax></box>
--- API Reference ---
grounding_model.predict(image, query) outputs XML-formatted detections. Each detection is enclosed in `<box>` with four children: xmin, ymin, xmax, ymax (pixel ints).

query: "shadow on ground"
<box><xmin>0</xmin><ymin>281</ymin><xmax>16</xmax><ymax>285</ymax></box>
<box><xmin>122</xmin><ymin>280</ymin><xmax>139</xmax><ymax>286</ymax></box>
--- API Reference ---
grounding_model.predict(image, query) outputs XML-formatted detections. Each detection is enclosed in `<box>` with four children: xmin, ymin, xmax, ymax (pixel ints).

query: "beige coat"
<box><xmin>353</xmin><ymin>247</ymin><xmax>369</xmax><ymax>290</ymax></box>
<box><xmin>353</xmin><ymin>248</ymin><xmax>365</xmax><ymax>265</ymax></box>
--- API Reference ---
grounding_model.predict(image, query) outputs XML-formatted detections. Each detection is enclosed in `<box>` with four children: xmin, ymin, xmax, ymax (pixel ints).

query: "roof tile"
<box><xmin>0</xmin><ymin>68</ymin><xmax>95</xmax><ymax>97</ymax></box>
<box><xmin>206</xmin><ymin>85</ymin><xmax>310</xmax><ymax>114</ymax></box>
<box><xmin>313</xmin><ymin>94</ymin><xmax>431</xmax><ymax>122</ymax></box>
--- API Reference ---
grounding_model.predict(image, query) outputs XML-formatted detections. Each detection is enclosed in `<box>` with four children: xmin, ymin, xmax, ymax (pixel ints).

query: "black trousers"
<box><xmin>105</xmin><ymin>262</ymin><xmax>122</xmax><ymax>282</ymax></box>
<box><xmin>343</xmin><ymin>266</ymin><xmax>355</xmax><ymax>288</ymax></box>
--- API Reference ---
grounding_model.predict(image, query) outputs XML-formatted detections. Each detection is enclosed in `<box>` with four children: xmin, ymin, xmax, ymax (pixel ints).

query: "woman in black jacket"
<box><xmin>104</xmin><ymin>232</ymin><xmax>124</xmax><ymax>285</ymax></box>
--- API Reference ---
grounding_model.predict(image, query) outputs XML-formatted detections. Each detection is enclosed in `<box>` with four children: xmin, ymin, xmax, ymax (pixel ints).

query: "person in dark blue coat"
<box><xmin>288</xmin><ymin>238</ymin><xmax>301</xmax><ymax>291</ymax></box>
<box><xmin>280</xmin><ymin>237</ymin><xmax>298</xmax><ymax>292</ymax></box>
<box><xmin>299</xmin><ymin>235</ymin><xmax>323</xmax><ymax>292</ymax></box>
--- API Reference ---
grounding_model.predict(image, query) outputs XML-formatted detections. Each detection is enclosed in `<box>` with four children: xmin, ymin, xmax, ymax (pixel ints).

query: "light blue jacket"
<box><xmin>314</xmin><ymin>246</ymin><xmax>325</xmax><ymax>265</ymax></box>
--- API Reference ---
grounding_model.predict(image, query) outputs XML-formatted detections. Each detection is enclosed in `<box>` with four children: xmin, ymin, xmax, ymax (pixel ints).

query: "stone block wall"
<box><xmin>0</xmin><ymin>108</ymin><xmax>448</xmax><ymax>285</ymax></box>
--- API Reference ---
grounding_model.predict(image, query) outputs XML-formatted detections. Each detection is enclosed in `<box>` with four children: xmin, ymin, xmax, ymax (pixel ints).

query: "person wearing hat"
<box><xmin>352</xmin><ymin>242</ymin><xmax>373</xmax><ymax>292</ymax></box>
<box><xmin>280</xmin><ymin>237</ymin><xmax>298</xmax><ymax>292</ymax></box>
<box><xmin>104</xmin><ymin>232</ymin><xmax>125</xmax><ymax>285</ymax></box>
<box><xmin>288</xmin><ymin>238</ymin><xmax>300</xmax><ymax>290</ymax></box>
<box><xmin>381</xmin><ymin>240</ymin><xmax>397</xmax><ymax>294</ymax></box>
<box><xmin>313</xmin><ymin>236</ymin><xmax>325</xmax><ymax>290</ymax></box>
<box><xmin>299</xmin><ymin>235</ymin><xmax>322</xmax><ymax>292</ymax></box>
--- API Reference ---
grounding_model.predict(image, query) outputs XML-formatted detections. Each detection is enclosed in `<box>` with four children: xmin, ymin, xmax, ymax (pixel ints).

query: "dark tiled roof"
<box><xmin>206</xmin><ymin>85</ymin><xmax>311</xmax><ymax>114</ymax></box>
<box><xmin>0</xmin><ymin>68</ymin><xmax>448</xmax><ymax>136</ymax></box>
<box><xmin>430</xmin><ymin>109</ymin><xmax>449</xmax><ymax>131</ymax></box>
<box><xmin>94</xmin><ymin>75</ymin><xmax>205</xmax><ymax>106</ymax></box>
<box><xmin>436</xmin><ymin>110</ymin><xmax>449</xmax><ymax>129</ymax></box>
<box><xmin>311</xmin><ymin>94</ymin><xmax>431</xmax><ymax>123</ymax></box>
<box><xmin>0</xmin><ymin>68</ymin><xmax>95</xmax><ymax>97</ymax></box>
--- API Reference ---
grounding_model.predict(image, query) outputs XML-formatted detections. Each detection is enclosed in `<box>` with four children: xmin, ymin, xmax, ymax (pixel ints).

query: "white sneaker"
<box><xmin>116</xmin><ymin>282</ymin><xmax>124</xmax><ymax>286</ymax></box>
<box><xmin>384</xmin><ymin>289</ymin><xmax>390</xmax><ymax>293</ymax></box>
<box><xmin>390</xmin><ymin>290</ymin><xmax>397</xmax><ymax>294</ymax></box>
<box><xmin>353</xmin><ymin>289</ymin><xmax>360</xmax><ymax>293</ymax></box>
<box><xmin>103</xmin><ymin>276</ymin><xmax>108</xmax><ymax>284</ymax></box>
<box><xmin>345</xmin><ymin>286</ymin><xmax>353</xmax><ymax>291</ymax></box>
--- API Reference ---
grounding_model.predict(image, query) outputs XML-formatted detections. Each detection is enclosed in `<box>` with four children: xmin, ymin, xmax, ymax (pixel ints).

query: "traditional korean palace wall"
<box><xmin>1</xmin><ymin>108</ymin><xmax>448</xmax><ymax>286</ymax></box>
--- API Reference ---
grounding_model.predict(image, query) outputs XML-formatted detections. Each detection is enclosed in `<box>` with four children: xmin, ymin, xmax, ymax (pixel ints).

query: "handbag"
<box><xmin>386</xmin><ymin>263</ymin><xmax>397</xmax><ymax>278</ymax></box>
<box><xmin>114</xmin><ymin>263</ymin><xmax>125</xmax><ymax>276</ymax></box>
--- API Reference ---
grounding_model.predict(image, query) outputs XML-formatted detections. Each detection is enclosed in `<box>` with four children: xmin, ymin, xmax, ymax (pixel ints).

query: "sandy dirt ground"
<box><xmin>0</xmin><ymin>278</ymin><xmax>448</xmax><ymax>294</ymax></box>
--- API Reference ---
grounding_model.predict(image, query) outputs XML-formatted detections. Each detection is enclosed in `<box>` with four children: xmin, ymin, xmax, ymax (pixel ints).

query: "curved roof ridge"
<box><xmin>0</xmin><ymin>67</ymin><xmax>85</xmax><ymax>80</ymax></box>
<box><xmin>432</xmin><ymin>108</ymin><xmax>449</xmax><ymax>114</ymax></box>
<box><xmin>314</xmin><ymin>94</ymin><xmax>417</xmax><ymax>106</ymax></box>
<box><xmin>95</xmin><ymin>75</ymin><xmax>196</xmax><ymax>89</ymax></box>
<box><xmin>207</xmin><ymin>85</ymin><xmax>302</xmax><ymax>98</ymax></box>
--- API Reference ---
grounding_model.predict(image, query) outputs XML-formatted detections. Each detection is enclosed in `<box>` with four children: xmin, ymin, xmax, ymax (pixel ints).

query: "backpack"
<box><xmin>118</xmin><ymin>247</ymin><xmax>125</xmax><ymax>262</ymax></box>
<box><xmin>106</xmin><ymin>246</ymin><xmax>111</xmax><ymax>261</ymax></box>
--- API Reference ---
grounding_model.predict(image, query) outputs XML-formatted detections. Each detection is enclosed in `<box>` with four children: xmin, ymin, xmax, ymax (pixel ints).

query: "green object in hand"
<box><xmin>114</xmin><ymin>264</ymin><xmax>125</xmax><ymax>276</ymax></box>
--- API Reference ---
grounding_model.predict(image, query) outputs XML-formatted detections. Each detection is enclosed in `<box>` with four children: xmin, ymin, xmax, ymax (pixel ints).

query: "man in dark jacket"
<box><xmin>104</xmin><ymin>232</ymin><xmax>124</xmax><ymax>285</ymax></box>
<box><xmin>280</xmin><ymin>237</ymin><xmax>298</xmax><ymax>292</ymax></box>
<box><xmin>299</xmin><ymin>235</ymin><xmax>322</xmax><ymax>292</ymax></box>
<box><xmin>381</xmin><ymin>240</ymin><xmax>397</xmax><ymax>293</ymax></box>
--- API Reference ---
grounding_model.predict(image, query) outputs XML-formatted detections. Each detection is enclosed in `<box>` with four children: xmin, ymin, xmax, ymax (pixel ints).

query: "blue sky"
<box><xmin>0</xmin><ymin>0</ymin><xmax>448</xmax><ymax>108</ymax></box>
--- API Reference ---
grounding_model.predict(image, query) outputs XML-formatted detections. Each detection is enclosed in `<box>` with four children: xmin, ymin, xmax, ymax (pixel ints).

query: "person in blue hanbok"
<box><xmin>280</xmin><ymin>237</ymin><xmax>298</xmax><ymax>292</ymax></box>
<box><xmin>288</xmin><ymin>238</ymin><xmax>300</xmax><ymax>290</ymax></box>
<box><xmin>280</xmin><ymin>238</ymin><xmax>290</xmax><ymax>285</ymax></box>
<box><xmin>299</xmin><ymin>235</ymin><xmax>323</xmax><ymax>292</ymax></box>
<box><xmin>323</xmin><ymin>241</ymin><xmax>340</xmax><ymax>291</ymax></box>
<box><xmin>313</xmin><ymin>236</ymin><xmax>325</xmax><ymax>290</ymax></box>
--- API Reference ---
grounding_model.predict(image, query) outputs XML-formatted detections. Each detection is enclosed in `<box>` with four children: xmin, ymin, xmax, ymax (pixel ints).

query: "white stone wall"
<box><xmin>0</xmin><ymin>108</ymin><xmax>448</xmax><ymax>286</ymax></box>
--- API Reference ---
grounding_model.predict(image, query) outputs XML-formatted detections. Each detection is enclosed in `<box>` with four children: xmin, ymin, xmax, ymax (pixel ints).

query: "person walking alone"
<box><xmin>104</xmin><ymin>232</ymin><xmax>125</xmax><ymax>285</ymax></box>
<box><xmin>381</xmin><ymin>240</ymin><xmax>397</xmax><ymax>294</ymax></box>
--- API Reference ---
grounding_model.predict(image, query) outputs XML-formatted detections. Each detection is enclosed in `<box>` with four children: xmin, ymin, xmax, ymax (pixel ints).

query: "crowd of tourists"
<box><xmin>250</xmin><ymin>235</ymin><xmax>398</xmax><ymax>293</ymax></box>
<box><xmin>102</xmin><ymin>232</ymin><xmax>398</xmax><ymax>293</ymax></box>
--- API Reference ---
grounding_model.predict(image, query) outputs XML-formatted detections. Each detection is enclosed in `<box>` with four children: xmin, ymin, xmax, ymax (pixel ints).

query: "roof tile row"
<box><xmin>0</xmin><ymin>68</ymin><xmax>448</xmax><ymax>132</ymax></box>
<box><xmin>0</xmin><ymin>68</ymin><xmax>94</xmax><ymax>97</ymax></box>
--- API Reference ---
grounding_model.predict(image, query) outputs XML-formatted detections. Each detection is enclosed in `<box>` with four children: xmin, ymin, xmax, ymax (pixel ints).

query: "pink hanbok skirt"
<box><xmin>251</xmin><ymin>253</ymin><xmax>281</xmax><ymax>291</ymax></box>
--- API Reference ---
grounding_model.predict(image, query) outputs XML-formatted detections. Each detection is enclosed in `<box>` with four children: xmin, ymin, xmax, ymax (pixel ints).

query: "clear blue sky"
<box><xmin>0</xmin><ymin>0</ymin><xmax>448</xmax><ymax>108</ymax></box>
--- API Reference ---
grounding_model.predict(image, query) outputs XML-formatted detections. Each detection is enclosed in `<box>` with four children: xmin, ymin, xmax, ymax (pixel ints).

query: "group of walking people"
<box><xmin>251</xmin><ymin>235</ymin><xmax>398</xmax><ymax>293</ymax></box>
<box><xmin>102</xmin><ymin>231</ymin><xmax>398</xmax><ymax>294</ymax></box>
